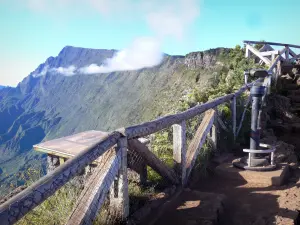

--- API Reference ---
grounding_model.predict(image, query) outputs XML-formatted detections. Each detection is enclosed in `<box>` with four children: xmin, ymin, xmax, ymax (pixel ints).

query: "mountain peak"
<box><xmin>58</xmin><ymin>46</ymin><xmax>117</xmax><ymax>58</ymax></box>
<box><xmin>29</xmin><ymin>46</ymin><xmax>118</xmax><ymax>78</ymax></box>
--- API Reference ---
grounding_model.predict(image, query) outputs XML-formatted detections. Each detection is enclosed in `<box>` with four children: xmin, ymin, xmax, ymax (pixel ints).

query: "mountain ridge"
<box><xmin>0</xmin><ymin>45</ymin><xmax>230</xmax><ymax>195</ymax></box>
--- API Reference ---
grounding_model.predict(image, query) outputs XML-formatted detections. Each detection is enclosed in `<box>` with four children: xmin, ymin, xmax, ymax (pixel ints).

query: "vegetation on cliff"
<box><xmin>149</xmin><ymin>44</ymin><xmax>263</xmax><ymax>182</ymax></box>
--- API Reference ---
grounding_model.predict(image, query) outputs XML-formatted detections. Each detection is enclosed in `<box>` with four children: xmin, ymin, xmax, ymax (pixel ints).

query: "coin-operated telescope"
<box><xmin>233</xmin><ymin>69</ymin><xmax>276</xmax><ymax>171</ymax></box>
<box><xmin>244</xmin><ymin>69</ymin><xmax>269</xmax><ymax>86</ymax></box>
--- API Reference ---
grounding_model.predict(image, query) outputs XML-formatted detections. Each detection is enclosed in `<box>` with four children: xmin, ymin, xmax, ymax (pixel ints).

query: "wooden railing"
<box><xmin>0</xmin><ymin>80</ymin><xmax>255</xmax><ymax>225</ymax></box>
<box><xmin>4</xmin><ymin>39</ymin><xmax>291</xmax><ymax>224</ymax></box>
<box><xmin>244</xmin><ymin>40</ymin><xmax>300</xmax><ymax>91</ymax></box>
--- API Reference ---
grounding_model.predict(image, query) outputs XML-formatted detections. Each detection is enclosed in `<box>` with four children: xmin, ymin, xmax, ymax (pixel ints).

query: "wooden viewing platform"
<box><xmin>34</xmin><ymin>130</ymin><xmax>109</xmax><ymax>165</ymax></box>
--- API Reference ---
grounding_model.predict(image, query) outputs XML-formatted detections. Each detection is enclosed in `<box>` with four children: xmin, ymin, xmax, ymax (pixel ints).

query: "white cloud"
<box><xmin>53</xmin><ymin>65</ymin><xmax>76</xmax><ymax>76</ymax></box>
<box><xmin>32</xmin><ymin>65</ymin><xmax>77</xmax><ymax>77</ymax></box>
<box><xmin>32</xmin><ymin>65</ymin><xmax>49</xmax><ymax>77</ymax></box>
<box><xmin>79</xmin><ymin>37</ymin><xmax>163</xmax><ymax>74</ymax></box>
<box><xmin>145</xmin><ymin>0</ymin><xmax>200</xmax><ymax>41</ymax></box>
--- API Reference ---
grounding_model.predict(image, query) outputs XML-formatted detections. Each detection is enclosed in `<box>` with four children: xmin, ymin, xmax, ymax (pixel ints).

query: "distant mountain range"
<box><xmin>0</xmin><ymin>86</ymin><xmax>6</xmax><ymax>90</ymax></box>
<box><xmin>0</xmin><ymin>45</ymin><xmax>229</xmax><ymax>195</ymax></box>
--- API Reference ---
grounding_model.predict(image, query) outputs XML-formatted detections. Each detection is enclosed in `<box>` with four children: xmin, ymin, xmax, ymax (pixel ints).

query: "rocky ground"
<box><xmin>191</xmin><ymin>168</ymin><xmax>300</xmax><ymax>225</ymax></box>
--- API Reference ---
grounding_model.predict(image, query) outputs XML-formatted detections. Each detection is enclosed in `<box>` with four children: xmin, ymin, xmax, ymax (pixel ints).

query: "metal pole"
<box><xmin>250</xmin><ymin>85</ymin><xmax>265</xmax><ymax>157</ymax></box>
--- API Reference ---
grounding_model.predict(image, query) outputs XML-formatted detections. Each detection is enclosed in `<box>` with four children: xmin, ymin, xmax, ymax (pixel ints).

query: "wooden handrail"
<box><xmin>0</xmin><ymin>80</ymin><xmax>254</xmax><ymax>224</ymax></box>
<box><xmin>244</xmin><ymin>40</ymin><xmax>300</xmax><ymax>49</ymax></box>
<box><xmin>121</xmin><ymin>83</ymin><xmax>252</xmax><ymax>140</ymax></box>
<box><xmin>0</xmin><ymin>132</ymin><xmax>121</xmax><ymax>225</ymax></box>
<box><xmin>185</xmin><ymin>109</ymin><xmax>216</xmax><ymax>182</ymax></box>
<box><xmin>128</xmin><ymin>139</ymin><xmax>179</xmax><ymax>184</ymax></box>
<box><xmin>67</xmin><ymin>147</ymin><xmax>121</xmax><ymax>225</ymax></box>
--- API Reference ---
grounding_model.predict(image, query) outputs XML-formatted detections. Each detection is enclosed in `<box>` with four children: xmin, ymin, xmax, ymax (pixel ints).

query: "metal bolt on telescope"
<box><xmin>233</xmin><ymin>69</ymin><xmax>276</xmax><ymax>171</ymax></box>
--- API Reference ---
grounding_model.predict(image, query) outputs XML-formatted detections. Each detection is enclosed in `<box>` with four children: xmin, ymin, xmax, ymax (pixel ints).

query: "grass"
<box><xmin>93</xmin><ymin>182</ymin><xmax>156</xmax><ymax>225</ymax></box>
<box><xmin>16</xmin><ymin>182</ymin><xmax>81</xmax><ymax>225</ymax></box>
<box><xmin>13</xmin><ymin>166</ymin><xmax>82</xmax><ymax>225</ymax></box>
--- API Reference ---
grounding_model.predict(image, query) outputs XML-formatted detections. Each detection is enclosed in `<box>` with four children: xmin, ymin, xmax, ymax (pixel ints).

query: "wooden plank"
<box><xmin>243</xmin><ymin>40</ymin><xmax>300</xmax><ymax>49</ymax></box>
<box><xmin>279</xmin><ymin>47</ymin><xmax>287</xmax><ymax>56</ymax></box>
<box><xmin>127</xmin><ymin>139</ymin><xmax>179</xmax><ymax>184</ymax></box>
<box><xmin>285</xmin><ymin>46</ymin><xmax>289</xmax><ymax>60</ymax></box>
<box><xmin>245</xmin><ymin>44</ymin><xmax>250</xmax><ymax>59</ymax></box>
<box><xmin>139</xmin><ymin>163</ymin><xmax>148</xmax><ymax>185</ymax></box>
<box><xmin>264</xmin><ymin>75</ymin><xmax>272</xmax><ymax>95</ymax></box>
<box><xmin>59</xmin><ymin>157</ymin><xmax>65</xmax><ymax>165</ymax></box>
<box><xmin>109</xmin><ymin>137</ymin><xmax>129</xmax><ymax>220</ymax></box>
<box><xmin>67</xmin><ymin>148</ymin><xmax>121</xmax><ymax>225</ymax></box>
<box><xmin>268</xmin><ymin>55</ymin><xmax>283</xmax><ymax>73</ymax></box>
<box><xmin>185</xmin><ymin>109</ymin><xmax>215</xmax><ymax>182</ymax></box>
<box><xmin>231</xmin><ymin>96</ymin><xmax>237</xmax><ymax>141</ymax></box>
<box><xmin>289</xmin><ymin>54</ymin><xmax>300</xmax><ymax>61</ymax></box>
<box><xmin>217</xmin><ymin>114</ymin><xmax>229</xmax><ymax>132</ymax></box>
<box><xmin>127</xmin><ymin>149</ymin><xmax>147</xmax><ymax>183</ymax></box>
<box><xmin>271</xmin><ymin>54</ymin><xmax>275</xmax><ymax>62</ymax></box>
<box><xmin>172</xmin><ymin>121</ymin><xmax>187</xmax><ymax>186</ymax></box>
<box><xmin>259</xmin><ymin>60</ymin><xmax>264</xmax><ymax>66</ymax></box>
<box><xmin>288</xmin><ymin>48</ymin><xmax>297</xmax><ymax>57</ymax></box>
<box><xmin>34</xmin><ymin>130</ymin><xmax>109</xmax><ymax>163</ymax></box>
<box><xmin>210</xmin><ymin>109</ymin><xmax>218</xmax><ymax>151</ymax></box>
<box><xmin>0</xmin><ymin>132</ymin><xmax>121</xmax><ymax>225</ymax></box>
<box><xmin>260</xmin><ymin>50</ymin><xmax>279</xmax><ymax>56</ymax></box>
<box><xmin>247</xmin><ymin>45</ymin><xmax>271</xmax><ymax>65</ymax></box>
<box><xmin>122</xmin><ymin>82</ymin><xmax>254</xmax><ymax>140</ymax></box>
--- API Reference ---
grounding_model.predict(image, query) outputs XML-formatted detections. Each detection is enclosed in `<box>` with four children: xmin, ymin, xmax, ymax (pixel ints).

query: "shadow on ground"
<box><xmin>141</xmin><ymin>165</ymin><xmax>300</xmax><ymax>225</ymax></box>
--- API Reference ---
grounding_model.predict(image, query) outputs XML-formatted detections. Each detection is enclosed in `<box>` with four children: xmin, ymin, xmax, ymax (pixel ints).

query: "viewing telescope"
<box><xmin>244</xmin><ymin>69</ymin><xmax>269</xmax><ymax>85</ymax></box>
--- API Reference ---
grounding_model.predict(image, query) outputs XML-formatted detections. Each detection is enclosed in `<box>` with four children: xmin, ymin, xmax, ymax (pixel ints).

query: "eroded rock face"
<box><xmin>264</xmin><ymin>94</ymin><xmax>300</xmax><ymax>124</ymax></box>
<box><xmin>260</xmin><ymin>94</ymin><xmax>300</xmax><ymax>169</ymax></box>
<box><xmin>184</xmin><ymin>48</ymin><xmax>230</xmax><ymax>69</ymax></box>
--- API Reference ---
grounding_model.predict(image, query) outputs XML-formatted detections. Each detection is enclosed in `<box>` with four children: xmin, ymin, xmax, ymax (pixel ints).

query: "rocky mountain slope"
<box><xmin>0</xmin><ymin>46</ymin><xmax>229</xmax><ymax>195</ymax></box>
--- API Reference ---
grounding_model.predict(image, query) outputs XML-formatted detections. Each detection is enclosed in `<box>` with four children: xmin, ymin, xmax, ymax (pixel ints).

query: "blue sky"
<box><xmin>0</xmin><ymin>0</ymin><xmax>299</xmax><ymax>86</ymax></box>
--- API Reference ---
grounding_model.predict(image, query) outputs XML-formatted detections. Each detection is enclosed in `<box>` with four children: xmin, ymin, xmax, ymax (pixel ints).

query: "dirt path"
<box><xmin>146</xmin><ymin>166</ymin><xmax>300</xmax><ymax>225</ymax></box>
<box><xmin>190</xmin><ymin>169</ymin><xmax>300</xmax><ymax>225</ymax></box>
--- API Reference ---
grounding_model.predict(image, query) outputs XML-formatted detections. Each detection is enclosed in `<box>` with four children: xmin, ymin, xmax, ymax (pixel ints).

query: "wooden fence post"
<box><xmin>211</xmin><ymin>109</ymin><xmax>218</xmax><ymax>151</ymax></box>
<box><xmin>285</xmin><ymin>45</ymin><xmax>289</xmax><ymax>60</ymax></box>
<box><xmin>59</xmin><ymin>157</ymin><xmax>65</xmax><ymax>165</ymax></box>
<box><xmin>139</xmin><ymin>163</ymin><xmax>148</xmax><ymax>185</ymax></box>
<box><xmin>172</xmin><ymin>120</ymin><xmax>187</xmax><ymax>186</ymax></box>
<box><xmin>245</xmin><ymin>44</ymin><xmax>250</xmax><ymax>59</ymax></box>
<box><xmin>110</xmin><ymin>137</ymin><xmax>129</xmax><ymax>220</ymax></box>
<box><xmin>231</xmin><ymin>96</ymin><xmax>237</xmax><ymax>141</ymax></box>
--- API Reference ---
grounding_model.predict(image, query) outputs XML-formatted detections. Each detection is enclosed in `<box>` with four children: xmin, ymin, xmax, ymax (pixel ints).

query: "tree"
<box><xmin>254</xmin><ymin>40</ymin><xmax>266</xmax><ymax>50</ymax></box>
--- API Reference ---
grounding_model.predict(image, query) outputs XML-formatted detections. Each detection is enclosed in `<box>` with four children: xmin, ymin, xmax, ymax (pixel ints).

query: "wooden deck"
<box><xmin>33</xmin><ymin>130</ymin><xmax>109</xmax><ymax>163</ymax></box>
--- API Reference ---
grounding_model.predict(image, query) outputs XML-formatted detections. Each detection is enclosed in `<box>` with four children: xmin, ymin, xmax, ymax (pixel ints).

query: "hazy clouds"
<box><xmin>79</xmin><ymin>37</ymin><xmax>163</xmax><ymax>74</ymax></box>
